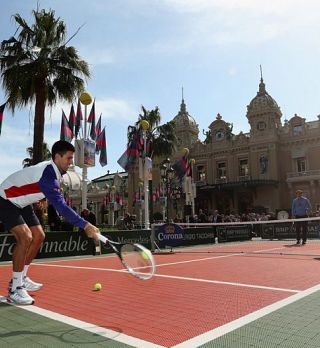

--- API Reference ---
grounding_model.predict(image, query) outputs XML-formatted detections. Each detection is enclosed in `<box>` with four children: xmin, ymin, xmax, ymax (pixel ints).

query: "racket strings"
<box><xmin>121</xmin><ymin>244</ymin><xmax>155</xmax><ymax>279</ymax></box>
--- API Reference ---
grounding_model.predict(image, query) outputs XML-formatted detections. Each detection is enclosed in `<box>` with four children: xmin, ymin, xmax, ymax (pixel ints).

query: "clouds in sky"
<box><xmin>1</xmin><ymin>0</ymin><xmax>320</xmax><ymax>182</ymax></box>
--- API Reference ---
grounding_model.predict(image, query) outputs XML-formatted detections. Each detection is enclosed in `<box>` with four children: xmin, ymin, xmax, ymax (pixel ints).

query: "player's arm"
<box><xmin>38</xmin><ymin>165</ymin><xmax>99</xmax><ymax>241</ymax></box>
<box><xmin>306</xmin><ymin>199</ymin><xmax>312</xmax><ymax>216</ymax></box>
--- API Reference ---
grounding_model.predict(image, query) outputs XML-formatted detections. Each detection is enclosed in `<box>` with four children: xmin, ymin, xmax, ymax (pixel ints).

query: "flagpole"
<box><xmin>140</xmin><ymin>120</ymin><xmax>150</xmax><ymax>229</ymax></box>
<box><xmin>80</xmin><ymin>91</ymin><xmax>92</xmax><ymax>211</ymax></box>
<box><xmin>190</xmin><ymin>158</ymin><xmax>196</xmax><ymax>217</ymax></box>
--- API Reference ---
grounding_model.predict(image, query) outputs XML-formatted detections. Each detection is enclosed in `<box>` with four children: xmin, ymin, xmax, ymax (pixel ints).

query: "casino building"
<box><xmin>183</xmin><ymin>77</ymin><xmax>320</xmax><ymax>217</ymax></box>
<box><xmin>67</xmin><ymin>76</ymin><xmax>320</xmax><ymax>222</ymax></box>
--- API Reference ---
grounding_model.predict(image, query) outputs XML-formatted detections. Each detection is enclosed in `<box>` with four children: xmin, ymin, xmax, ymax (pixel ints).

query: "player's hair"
<box><xmin>51</xmin><ymin>140</ymin><xmax>75</xmax><ymax>159</ymax></box>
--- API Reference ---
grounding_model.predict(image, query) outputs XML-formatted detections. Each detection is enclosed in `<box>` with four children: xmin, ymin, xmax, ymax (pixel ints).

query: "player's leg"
<box><xmin>9</xmin><ymin>224</ymin><xmax>35</xmax><ymax>305</ymax></box>
<box><xmin>302</xmin><ymin>220</ymin><xmax>308</xmax><ymax>244</ymax></box>
<box><xmin>296</xmin><ymin>220</ymin><xmax>301</xmax><ymax>244</ymax></box>
<box><xmin>23</xmin><ymin>225</ymin><xmax>45</xmax><ymax>290</ymax></box>
<box><xmin>22</xmin><ymin>206</ymin><xmax>45</xmax><ymax>291</ymax></box>
<box><xmin>0</xmin><ymin>197</ymin><xmax>35</xmax><ymax>305</ymax></box>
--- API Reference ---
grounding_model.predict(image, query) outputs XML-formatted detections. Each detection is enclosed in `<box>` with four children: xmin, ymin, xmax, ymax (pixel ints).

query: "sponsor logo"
<box><xmin>157</xmin><ymin>224</ymin><xmax>184</xmax><ymax>247</ymax></box>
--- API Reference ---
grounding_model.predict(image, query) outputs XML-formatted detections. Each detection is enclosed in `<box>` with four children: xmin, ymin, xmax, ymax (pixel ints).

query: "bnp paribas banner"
<box><xmin>0</xmin><ymin>229</ymin><xmax>152</xmax><ymax>262</ymax></box>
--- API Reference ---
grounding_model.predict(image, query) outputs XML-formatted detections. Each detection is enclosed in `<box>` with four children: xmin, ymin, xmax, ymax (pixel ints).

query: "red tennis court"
<box><xmin>1</xmin><ymin>240</ymin><xmax>320</xmax><ymax>347</ymax></box>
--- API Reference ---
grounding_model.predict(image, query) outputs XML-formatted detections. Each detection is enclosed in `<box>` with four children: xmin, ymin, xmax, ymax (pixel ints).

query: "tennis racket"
<box><xmin>97</xmin><ymin>234</ymin><xmax>156</xmax><ymax>280</ymax></box>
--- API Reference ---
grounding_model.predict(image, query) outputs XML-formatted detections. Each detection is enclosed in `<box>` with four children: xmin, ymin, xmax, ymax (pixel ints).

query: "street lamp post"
<box><xmin>140</xmin><ymin>120</ymin><xmax>150</xmax><ymax>229</ymax></box>
<box><xmin>138</xmin><ymin>180</ymin><xmax>144</xmax><ymax>227</ymax></box>
<box><xmin>190</xmin><ymin>158</ymin><xmax>196</xmax><ymax>217</ymax></box>
<box><xmin>110</xmin><ymin>185</ymin><xmax>116</xmax><ymax>226</ymax></box>
<box><xmin>160</xmin><ymin>159</ymin><xmax>169</xmax><ymax>222</ymax></box>
<box><xmin>165</xmin><ymin>167</ymin><xmax>174</xmax><ymax>223</ymax></box>
<box><xmin>172</xmin><ymin>186</ymin><xmax>182</xmax><ymax>219</ymax></box>
<box><xmin>160</xmin><ymin>159</ymin><xmax>174</xmax><ymax>223</ymax></box>
<box><xmin>79</xmin><ymin>91</ymin><xmax>93</xmax><ymax>211</ymax></box>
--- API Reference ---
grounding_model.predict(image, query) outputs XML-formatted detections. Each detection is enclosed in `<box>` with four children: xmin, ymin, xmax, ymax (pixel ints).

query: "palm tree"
<box><xmin>0</xmin><ymin>8</ymin><xmax>90</xmax><ymax>164</ymax></box>
<box><xmin>127</xmin><ymin>106</ymin><xmax>177</xmax><ymax>222</ymax></box>
<box><xmin>22</xmin><ymin>142</ymin><xmax>51</xmax><ymax>168</ymax></box>
<box><xmin>128</xmin><ymin>106</ymin><xmax>176</xmax><ymax>158</ymax></box>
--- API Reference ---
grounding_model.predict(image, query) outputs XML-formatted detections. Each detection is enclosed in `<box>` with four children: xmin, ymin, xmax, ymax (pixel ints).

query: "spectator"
<box><xmin>291</xmin><ymin>189</ymin><xmax>311</xmax><ymax>245</ymax></box>
<box><xmin>123</xmin><ymin>212</ymin><xmax>134</xmax><ymax>230</ymax></box>
<box><xmin>198</xmin><ymin>209</ymin><xmax>207</xmax><ymax>223</ymax></box>
<box><xmin>81</xmin><ymin>208</ymin><xmax>97</xmax><ymax>226</ymax></box>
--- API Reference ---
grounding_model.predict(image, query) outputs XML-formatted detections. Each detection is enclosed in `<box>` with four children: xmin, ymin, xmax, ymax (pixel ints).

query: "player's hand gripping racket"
<box><xmin>97</xmin><ymin>234</ymin><xmax>156</xmax><ymax>280</ymax></box>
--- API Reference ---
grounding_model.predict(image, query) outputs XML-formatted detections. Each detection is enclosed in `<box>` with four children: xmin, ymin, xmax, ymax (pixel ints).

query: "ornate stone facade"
<box><xmin>188</xmin><ymin>78</ymin><xmax>320</xmax><ymax>216</ymax></box>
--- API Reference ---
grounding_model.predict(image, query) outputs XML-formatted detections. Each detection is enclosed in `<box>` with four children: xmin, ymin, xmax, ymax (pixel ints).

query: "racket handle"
<box><xmin>97</xmin><ymin>234</ymin><xmax>108</xmax><ymax>244</ymax></box>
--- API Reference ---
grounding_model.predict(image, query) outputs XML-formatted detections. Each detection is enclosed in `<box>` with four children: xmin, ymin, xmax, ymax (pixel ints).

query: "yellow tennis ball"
<box><xmin>80</xmin><ymin>91</ymin><xmax>93</xmax><ymax>105</ymax></box>
<box><xmin>94</xmin><ymin>283</ymin><xmax>102</xmax><ymax>291</ymax></box>
<box><xmin>141</xmin><ymin>251</ymin><xmax>149</xmax><ymax>260</ymax></box>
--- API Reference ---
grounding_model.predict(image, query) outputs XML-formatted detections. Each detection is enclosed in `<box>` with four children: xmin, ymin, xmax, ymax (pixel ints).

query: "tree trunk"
<box><xmin>33</xmin><ymin>79</ymin><xmax>46</xmax><ymax>164</ymax></box>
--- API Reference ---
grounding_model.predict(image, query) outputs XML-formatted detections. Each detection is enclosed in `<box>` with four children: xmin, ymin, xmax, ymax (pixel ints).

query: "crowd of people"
<box><xmin>182</xmin><ymin>209</ymin><xmax>276</xmax><ymax>224</ymax></box>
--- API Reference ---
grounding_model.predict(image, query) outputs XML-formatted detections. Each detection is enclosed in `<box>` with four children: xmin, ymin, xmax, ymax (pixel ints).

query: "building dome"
<box><xmin>62</xmin><ymin>166</ymin><xmax>82</xmax><ymax>191</ymax></box>
<box><xmin>173</xmin><ymin>98</ymin><xmax>198</xmax><ymax>133</ymax></box>
<box><xmin>247</xmin><ymin>78</ymin><xmax>281</xmax><ymax>118</ymax></box>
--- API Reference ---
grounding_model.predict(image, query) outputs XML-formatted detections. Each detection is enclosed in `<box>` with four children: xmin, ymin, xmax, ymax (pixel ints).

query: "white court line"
<box><xmin>34</xmin><ymin>262</ymin><xmax>300</xmax><ymax>293</ymax></box>
<box><xmin>154</xmin><ymin>246</ymin><xmax>288</xmax><ymax>268</ymax></box>
<box><xmin>153</xmin><ymin>273</ymin><xmax>300</xmax><ymax>293</ymax></box>
<box><xmin>171</xmin><ymin>282</ymin><xmax>320</xmax><ymax>348</ymax></box>
<box><xmin>0</xmin><ymin>298</ymin><xmax>165</xmax><ymax>348</ymax></box>
<box><xmin>34</xmin><ymin>246</ymin><xmax>300</xmax><ymax>293</ymax></box>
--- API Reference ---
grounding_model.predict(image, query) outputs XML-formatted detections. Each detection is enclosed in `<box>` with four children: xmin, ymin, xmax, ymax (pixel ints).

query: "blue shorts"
<box><xmin>0</xmin><ymin>196</ymin><xmax>40</xmax><ymax>231</ymax></box>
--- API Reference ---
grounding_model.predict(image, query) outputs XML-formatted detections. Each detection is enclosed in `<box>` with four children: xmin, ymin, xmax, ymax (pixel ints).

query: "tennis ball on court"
<box><xmin>141</xmin><ymin>251</ymin><xmax>149</xmax><ymax>260</ymax></box>
<box><xmin>94</xmin><ymin>283</ymin><xmax>102</xmax><ymax>291</ymax></box>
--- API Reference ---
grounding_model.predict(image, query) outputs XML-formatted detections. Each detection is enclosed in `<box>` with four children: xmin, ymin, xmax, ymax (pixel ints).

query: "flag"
<box><xmin>95</xmin><ymin>126</ymin><xmax>105</xmax><ymax>153</ymax></box>
<box><xmin>117</xmin><ymin>131</ymin><xmax>144</xmax><ymax>171</ymax></box>
<box><xmin>95</xmin><ymin>114</ymin><xmax>102</xmax><ymax>138</ymax></box>
<box><xmin>88</xmin><ymin>100</ymin><xmax>96</xmax><ymax>140</ymax></box>
<box><xmin>98</xmin><ymin>128</ymin><xmax>107</xmax><ymax>167</ymax></box>
<box><xmin>172</xmin><ymin>156</ymin><xmax>189</xmax><ymax>181</ymax></box>
<box><xmin>68</xmin><ymin>104</ymin><xmax>76</xmax><ymax>137</ymax></box>
<box><xmin>0</xmin><ymin>103</ymin><xmax>6</xmax><ymax>136</ymax></box>
<box><xmin>187</xmin><ymin>161</ymin><xmax>192</xmax><ymax>178</ymax></box>
<box><xmin>60</xmin><ymin>110</ymin><xmax>73</xmax><ymax>142</ymax></box>
<box><xmin>87</xmin><ymin>100</ymin><xmax>95</xmax><ymax>122</ymax></box>
<box><xmin>75</xmin><ymin>99</ymin><xmax>83</xmax><ymax>138</ymax></box>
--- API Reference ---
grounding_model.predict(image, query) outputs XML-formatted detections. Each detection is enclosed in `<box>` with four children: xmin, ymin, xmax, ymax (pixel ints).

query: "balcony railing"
<box><xmin>287</xmin><ymin>170</ymin><xmax>320</xmax><ymax>178</ymax></box>
<box><xmin>215</xmin><ymin>177</ymin><xmax>228</xmax><ymax>184</ymax></box>
<box><xmin>237</xmin><ymin>175</ymin><xmax>251</xmax><ymax>181</ymax></box>
<box><xmin>287</xmin><ymin>170</ymin><xmax>320</xmax><ymax>181</ymax></box>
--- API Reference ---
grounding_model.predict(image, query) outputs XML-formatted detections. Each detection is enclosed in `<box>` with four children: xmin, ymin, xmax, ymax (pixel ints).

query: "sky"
<box><xmin>1</xmin><ymin>0</ymin><xmax>320</xmax><ymax>183</ymax></box>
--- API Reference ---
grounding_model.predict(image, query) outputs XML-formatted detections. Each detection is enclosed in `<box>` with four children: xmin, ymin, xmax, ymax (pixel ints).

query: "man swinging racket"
<box><xmin>0</xmin><ymin>140</ymin><xmax>100</xmax><ymax>305</ymax></box>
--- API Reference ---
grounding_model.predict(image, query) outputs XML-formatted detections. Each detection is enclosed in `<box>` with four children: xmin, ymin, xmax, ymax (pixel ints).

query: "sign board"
<box><xmin>74</xmin><ymin>139</ymin><xmax>95</xmax><ymax>168</ymax></box>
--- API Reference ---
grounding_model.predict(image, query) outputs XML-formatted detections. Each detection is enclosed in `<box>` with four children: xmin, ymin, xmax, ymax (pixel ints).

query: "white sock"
<box><xmin>12</xmin><ymin>272</ymin><xmax>23</xmax><ymax>291</ymax></box>
<box><xmin>23</xmin><ymin>264</ymin><xmax>30</xmax><ymax>279</ymax></box>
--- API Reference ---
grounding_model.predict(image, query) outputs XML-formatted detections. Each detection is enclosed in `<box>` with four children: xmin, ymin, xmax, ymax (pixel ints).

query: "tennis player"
<box><xmin>0</xmin><ymin>140</ymin><xmax>100</xmax><ymax>305</ymax></box>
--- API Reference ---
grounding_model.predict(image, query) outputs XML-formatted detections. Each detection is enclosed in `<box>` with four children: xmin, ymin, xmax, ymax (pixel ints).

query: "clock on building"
<box><xmin>215</xmin><ymin>130</ymin><xmax>225</xmax><ymax>140</ymax></box>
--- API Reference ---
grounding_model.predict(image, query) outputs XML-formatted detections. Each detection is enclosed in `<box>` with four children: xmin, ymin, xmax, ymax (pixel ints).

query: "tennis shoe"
<box><xmin>23</xmin><ymin>277</ymin><xmax>43</xmax><ymax>292</ymax></box>
<box><xmin>8</xmin><ymin>286</ymin><xmax>34</xmax><ymax>305</ymax></box>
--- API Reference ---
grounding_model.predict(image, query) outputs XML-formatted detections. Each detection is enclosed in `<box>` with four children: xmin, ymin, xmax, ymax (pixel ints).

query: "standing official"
<box><xmin>291</xmin><ymin>189</ymin><xmax>311</xmax><ymax>245</ymax></box>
